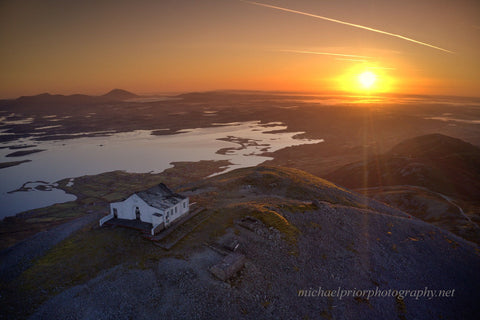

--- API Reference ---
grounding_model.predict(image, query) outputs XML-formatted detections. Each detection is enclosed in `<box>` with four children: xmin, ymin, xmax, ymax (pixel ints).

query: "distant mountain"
<box><xmin>15</xmin><ymin>93</ymin><xmax>99</xmax><ymax>105</ymax></box>
<box><xmin>326</xmin><ymin>134</ymin><xmax>480</xmax><ymax>200</ymax></box>
<box><xmin>389</xmin><ymin>133</ymin><xmax>480</xmax><ymax>159</ymax></box>
<box><xmin>4</xmin><ymin>89</ymin><xmax>138</xmax><ymax>107</ymax></box>
<box><xmin>101</xmin><ymin>89</ymin><xmax>138</xmax><ymax>100</ymax></box>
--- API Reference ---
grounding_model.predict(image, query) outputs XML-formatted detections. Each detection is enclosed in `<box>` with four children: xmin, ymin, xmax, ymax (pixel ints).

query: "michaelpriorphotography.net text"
<box><xmin>298</xmin><ymin>286</ymin><xmax>456</xmax><ymax>300</ymax></box>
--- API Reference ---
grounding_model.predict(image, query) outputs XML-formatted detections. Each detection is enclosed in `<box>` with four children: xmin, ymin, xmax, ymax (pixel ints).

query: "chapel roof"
<box><xmin>136</xmin><ymin>183</ymin><xmax>186</xmax><ymax>210</ymax></box>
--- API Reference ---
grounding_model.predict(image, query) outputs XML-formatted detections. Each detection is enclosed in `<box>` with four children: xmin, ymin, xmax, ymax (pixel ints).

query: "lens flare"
<box><xmin>358</xmin><ymin>71</ymin><xmax>377</xmax><ymax>89</ymax></box>
<box><xmin>336</xmin><ymin>64</ymin><xmax>395</xmax><ymax>94</ymax></box>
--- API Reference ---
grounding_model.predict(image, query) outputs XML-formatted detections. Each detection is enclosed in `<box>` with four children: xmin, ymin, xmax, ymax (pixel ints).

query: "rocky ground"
<box><xmin>2</xmin><ymin>166</ymin><xmax>478</xmax><ymax>319</ymax></box>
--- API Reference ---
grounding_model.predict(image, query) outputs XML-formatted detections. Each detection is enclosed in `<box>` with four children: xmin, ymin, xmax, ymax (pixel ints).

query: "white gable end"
<box><xmin>101</xmin><ymin>183</ymin><xmax>190</xmax><ymax>234</ymax></box>
<box><xmin>110</xmin><ymin>194</ymin><xmax>163</xmax><ymax>224</ymax></box>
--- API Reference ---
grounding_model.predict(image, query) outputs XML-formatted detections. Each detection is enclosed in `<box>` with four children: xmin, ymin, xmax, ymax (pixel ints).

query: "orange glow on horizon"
<box><xmin>1</xmin><ymin>1</ymin><xmax>479</xmax><ymax>98</ymax></box>
<box><xmin>336</xmin><ymin>63</ymin><xmax>396</xmax><ymax>95</ymax></box>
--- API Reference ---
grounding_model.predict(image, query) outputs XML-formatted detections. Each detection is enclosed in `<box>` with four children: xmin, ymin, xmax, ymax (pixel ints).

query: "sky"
<box><xmin>1</xmin><ymin>0</ymin><xmax>479</xmax><ymax>98</ymax></box>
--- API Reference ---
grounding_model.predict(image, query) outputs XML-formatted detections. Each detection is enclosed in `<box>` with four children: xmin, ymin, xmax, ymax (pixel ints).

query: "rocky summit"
<box><xmin>14</xmin><ymin>166</ymin><xmax>479</xmax><ymax>320</ymax></box>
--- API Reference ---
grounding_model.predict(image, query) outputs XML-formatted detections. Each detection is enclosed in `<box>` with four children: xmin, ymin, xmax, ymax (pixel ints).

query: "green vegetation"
<box><xmin>283</xmin><ymin>202</ymin><xmax>316</xmax><ymax>213</ymax></box>
<box><xmin>199</xmin><ymin>166</ymin><xmax>363</xmax><ymax>208</ymax></box>
<box><xmin>176</xmin><ymin>199</ymin><xmax>304</xmax><ymax>252</ymax></box>
<box><xmin>20</xmin><ymin>224</ymin><xmax>166</xmax><ymax>304</ymax></box>
<box><xmin>249</xmin><ymin>205</ymin><xmax>300</xmax><ymax>245</ymax></box>
<box><xmin>58</xmin><ymin>160</ymin><xmax>231</xmax><ymax>203</ymax></box>
<box><xmin>176</xmin><ymin>208</ymin><xmax>241</xmax><ymax>249</ymax></box>
<box><xmin>206</xmin><ymin>200</ymin><xmax>302</xmax><ymax>245</ymax></box>
<box><xmin>0</xmin><ymin>202</ymin><xmax>84</xmax><ymax>250</ymax></box>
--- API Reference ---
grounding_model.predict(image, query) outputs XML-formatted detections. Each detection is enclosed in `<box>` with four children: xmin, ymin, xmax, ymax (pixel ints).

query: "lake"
<box><xmin>0</xmin><ymin>121</ymin><xmax>322</xmax><ymax>218</ymax></box>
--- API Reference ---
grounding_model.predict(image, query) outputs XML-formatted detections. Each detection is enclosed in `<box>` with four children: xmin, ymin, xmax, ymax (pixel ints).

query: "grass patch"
<box><xmin>283</xmin><ymin>202</ymin><xmax>316</xmax><ymax>213</ymax></box>
<box><xmin>101</xmin><ymin>192</ymin><xmax>127</xmax><ymax>202</ymax></box>
<box><xmin>180</xmin><ymin>200</ymin><xmax>301</xmax><ymax>252</ymax></box>
<box><xmin>251</xmin><ymin>208</ymin><xmax>299</xmax><ymax>244</ymax></box>
<box><xmin>198</xmin><ymin>166</ymin><xmax>364</xmax><ymax>208</ymax></box>
<box><xmin>19</xmin><ymin>226</ymin><xmax>165</xmax><ymax>299</ymax></box>
<box><xmin>232</xmin><ymin>202</ymin><xmax>301</xmax><ymax>245</ymax></box>
<box><xmin>0</xmin><ymin>202</ymin><xmax>85</xmax><ymax>250</ymax></box>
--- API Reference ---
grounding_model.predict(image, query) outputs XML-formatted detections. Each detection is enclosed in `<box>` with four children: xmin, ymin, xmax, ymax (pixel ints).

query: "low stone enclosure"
<box><xmin>210</xmin><ymin>252</ymin><xmax>246</xmax><ymax>281</ymax></box>
<box><xmin>207</xmin><ymin>216</ymin><xmax>276</xmax><ymax>282</ymax></box>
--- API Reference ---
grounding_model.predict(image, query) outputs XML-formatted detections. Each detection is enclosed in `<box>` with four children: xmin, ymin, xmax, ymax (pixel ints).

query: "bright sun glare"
<box><xmin>358</xmin><ymin>71</ymin><xmax>377</xmax><ymax>89</ymax></box>
<box><xmin>337</xmin><ymin>64</ymin><xmax>394</xmax><ymax>95</ymax></box>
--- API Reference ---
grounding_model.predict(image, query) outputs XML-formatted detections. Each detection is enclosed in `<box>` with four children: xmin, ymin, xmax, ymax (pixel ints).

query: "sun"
<box><xmin>358</xmin><ymin>71</ymin><xmax>377</xmax><ymax>89</ymax></box>
<box><xmin>336</xmin><ymin>64</ymin><xmax>394</xmax><ymax>94</ymax></box>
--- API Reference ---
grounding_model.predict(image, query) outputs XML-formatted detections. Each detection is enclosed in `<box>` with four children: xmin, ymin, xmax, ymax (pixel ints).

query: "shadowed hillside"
<box><xmin>326</xmin><ymin>134</ymin><xmax>480</xmax><ymax>244</ymax></box>
<box><xmin>326</xmin><ymin>134</ymin><xmax>480</xmax><ymax>199</ymax></box>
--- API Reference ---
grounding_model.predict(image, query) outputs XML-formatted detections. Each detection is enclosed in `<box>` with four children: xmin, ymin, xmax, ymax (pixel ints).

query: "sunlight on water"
<box><xmin>0</xmin><ymin>121</ymin><xmax>323</xmax><ymax>218</ymax></box>
<box><xmin>425</xmin><ymin>116</ymin><xmax>480</xmax><ymax>124</ymax></box>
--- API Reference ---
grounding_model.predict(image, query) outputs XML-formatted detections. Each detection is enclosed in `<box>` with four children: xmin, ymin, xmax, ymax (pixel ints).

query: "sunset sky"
<box><xmin>1</xmin><ymin>0</ymin><xmax>479</xmax><ymax>98</ymax></box>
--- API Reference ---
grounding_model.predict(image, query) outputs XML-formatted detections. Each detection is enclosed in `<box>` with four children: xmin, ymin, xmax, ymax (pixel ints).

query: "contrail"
<box><xmin>280</xmin><ymin>49</ymin><xmax>370</xmax><ymax>59</ymax></box>
<box><xmin>335</xmin><ymin>58</ymin><xmax>396</xmax><ymax>70</ymax></box>
<box><xmin>335</xmin><ymin>58</ymin><xmax>369</xmax><ymax>62</ymax></box>
<box><xmin>242</xmin><ymin>0</ymin><xmax>453</xmax><ymax>53</ymax></box>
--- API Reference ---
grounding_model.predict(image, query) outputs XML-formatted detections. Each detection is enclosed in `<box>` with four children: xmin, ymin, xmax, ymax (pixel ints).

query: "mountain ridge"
<box><xmin>326</xmin><ymin>133</ymin><xmax>480</xmax><ymax>200</ymax></box>
<box><xmin>7</xmin><ymin>89</ymin><xmax>138</xmax><ymax>106</ymax></box>
<box><xmin>101</xmin><ymin>89</ymin><xmax>138</xmax><ymax>100</ymax></box>
<box><xmin>21</xmin><ymin>165</ymin><xmax>480</xmax><ymax>319</ymax></box>
<box><xmin>325</xmin><ymin>133</ymin><xmax>480</xmax><ymax>244</ymax></box>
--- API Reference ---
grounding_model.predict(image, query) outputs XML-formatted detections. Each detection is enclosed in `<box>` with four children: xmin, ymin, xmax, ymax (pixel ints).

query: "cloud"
<box><xmin>280</xmin><ymin>49</ymin><xmax>370</xmax><ymax>59</ymax></box>
<box><xmin>280</xmin><ymin>50</ymin><xmax>398</xmax><ymax>70</ymax></box>
<box><xmin>335</xmin><ymin>58</ymin><xmax>369</xmax><ymax>62</ymax></box>
<box><xmin>242</xmin><ymin>1</ymin><xmax>453</xmax><ymax>54</ymax></box>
